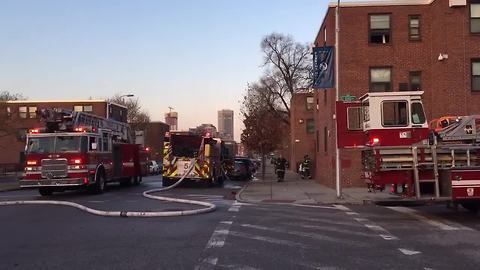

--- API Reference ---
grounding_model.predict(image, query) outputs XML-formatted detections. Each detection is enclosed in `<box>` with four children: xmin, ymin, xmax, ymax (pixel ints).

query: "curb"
<box><xmin>234</xmin><ymin>180</ymin><xmax>367</xmax><ymax>207</ymax></box>
<box><xmin>0</xmin><ymin>185</ymin><xmax>21</xmax><ymax>193</ymax></box>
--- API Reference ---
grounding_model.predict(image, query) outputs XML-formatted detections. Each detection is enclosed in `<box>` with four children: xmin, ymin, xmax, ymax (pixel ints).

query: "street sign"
<box><xmin>340</xmin><ymin>95</ymin><xmax>356</xmax><ymax>102</ymax></box>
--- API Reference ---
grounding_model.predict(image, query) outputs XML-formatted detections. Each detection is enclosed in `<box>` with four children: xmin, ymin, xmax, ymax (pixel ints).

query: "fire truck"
<box><xmin>20</xmin><ymin>108</ymin><xmax>148</xmax><ymax>196</ymax></box>
<box><xmin>162</xmin><ymin>131</ymin><xmax>224</xmax><ymax>186</ymax></box>
<box><xmin>337</xmin><ymin>91</ymin><xmax>480</xmax><ymax>211</ymax></box>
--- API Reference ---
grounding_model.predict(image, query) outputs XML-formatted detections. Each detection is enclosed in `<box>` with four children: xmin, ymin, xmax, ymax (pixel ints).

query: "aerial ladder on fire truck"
<box><xmin>38</xmin><ymin>108</ymin><xmax>132</xmax><ymax>142</ymax></box>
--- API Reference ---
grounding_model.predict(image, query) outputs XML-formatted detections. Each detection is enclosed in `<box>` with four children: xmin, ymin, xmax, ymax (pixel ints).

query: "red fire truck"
<box><xmin>337</xmin><ymin>91</ymin><xmax>480</xmax><ymax>211</ymax></box>
<box><xmin>162</xmin><ymin>131</ymin><xmax>224</xmax><ymax>186</ymax></box>
<box><xmin>20</xmin><ymin>108</ymin><xmax>148</xmax><ymax>196</ymax></box>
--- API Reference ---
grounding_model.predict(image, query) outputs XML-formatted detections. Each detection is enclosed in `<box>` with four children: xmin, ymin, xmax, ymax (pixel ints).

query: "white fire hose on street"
<box><xmin>0</xmin><ymin>159</ymin><xmax>217</xmax><ymax>218</ymax></box>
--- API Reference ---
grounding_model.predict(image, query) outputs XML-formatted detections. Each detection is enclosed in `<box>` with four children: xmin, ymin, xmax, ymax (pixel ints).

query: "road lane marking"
<box><xmin>387</xmin><ymin>206</ymin><xmax>474</xmax><ymax>231</ymax></box>
<box><xmin>283</xmin><ymin>223</ymin><xmax>377</xmax><ymax>238</ymax></box>
<box><xmin>195</xmin><ymin>219</ymin><xmax>234</xmax><ymax>270</ymax></box>
<box><xmin>333</xmin><ymin>205</ymin><xmax>351</xmax><ymax>211</ymax></box>
<box><xmin>353</xmin><ymin>217</ymin><xmax>398</xmax><ymax>241</ymax></box>
<box><xmin>239</xmin><ymin>224</ymin><xmax>367</xmax><ymax>247</ymax></box>
<box><xmin>345</xmin><ymin>211</ymin><xmax>359</xmax><ymax>215</ymax></box>
<box><xmin>194</xmin><ymin>257</ymin><xmax>218</xmax><ymax>270</ymax></box>
<box><xmin>399</xmin><ymin>248</ymin><xmax>422</xmax><ymax>255</ymax></box>
<box><xmin>228</xmin><ymin>201</ymin><xmax>242</xmax><ymax>212</ymax></box>
<box><xmin>291</xmin><ymin>204</ymin><xmax>338</xmax><ymax>209</ymax></box>
<box><xmin>229</xmin><ymin>231</ymin><xmax>308</xmax><ymax>248</ymax></box>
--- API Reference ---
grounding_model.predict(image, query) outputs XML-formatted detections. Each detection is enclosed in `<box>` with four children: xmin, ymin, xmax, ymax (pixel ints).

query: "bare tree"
<box><xmin>258</xmin><ymin>33</ymin><xmax>312</xmax><ymax>125</ymax></box>
<box><xmin>107</xmin><ymin>94</ymin><xmax>150</xmax><ymax>131</ymax></box>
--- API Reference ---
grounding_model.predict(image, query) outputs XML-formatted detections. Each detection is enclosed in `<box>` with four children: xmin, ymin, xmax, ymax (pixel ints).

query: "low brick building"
<box><xmin>0</xmin><ymin>100</ymin><xmax>127</xmax><ymax>168</ymax></box>
<box><xmin>300</xmin><ymin>0</ymin><xmax>480</xmax><ymax>188</ymax></box>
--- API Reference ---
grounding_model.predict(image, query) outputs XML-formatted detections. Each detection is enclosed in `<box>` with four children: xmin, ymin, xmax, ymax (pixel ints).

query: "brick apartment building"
<box><xmin>290</xmin><ymin>90</ymin><xmax>317</xmax><ymax>175</ymax></box>
<box><xmin>304</xmin><ymin>0</ymin><xmax>480</xmax><ymax>188</ymax></box>
<box><xmin>0</xmin><ymin>100</ymin><xmax>127</xmax><ymax>167</ymax></box>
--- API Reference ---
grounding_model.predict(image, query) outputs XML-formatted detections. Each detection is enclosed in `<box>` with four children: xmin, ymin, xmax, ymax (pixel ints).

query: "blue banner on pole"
<box><xmin>313</xmin><ymin>46</ymin><xmax>334</xmax><ymax>89</ymax></box>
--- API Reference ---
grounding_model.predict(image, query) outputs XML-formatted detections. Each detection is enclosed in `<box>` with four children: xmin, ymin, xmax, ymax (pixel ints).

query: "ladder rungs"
<box><xmin>417</xmin><ymin>162</ymin><xmax>435</xmax><ymax>166</ymax></box>
<box><xmin>419</xmin><ymin>179</ymin><xmax>437</xmax><ymax>183</ymax></box>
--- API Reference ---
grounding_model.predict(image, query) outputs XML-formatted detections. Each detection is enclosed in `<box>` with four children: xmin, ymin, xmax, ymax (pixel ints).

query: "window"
<box><xmin>471</xmin><ymin>3</ymin><xmax>480</xmax><ymax>33</ymax></box>
<box><xmin>362</xmin><ymin>101</ymin><xmax>370</xmax><ymax>122</ymax></box>
<box><xmin>410</xmin><ymin>71</ymin><xmax>422</xmax><ymax>91</ymax></box>
<box><xmin>347</xmin><ymin>107</ymin><xmax>363</xmax><ymax>131</ymax></box>
<box><xmin>83</xmin><ymin>105</ymin><xmax>93</xmax><ymax>112</ymax></box>
<box><xmin>306</xmin><ymin>96</ymin><xmax>315</xmax><ymax>111</ymax></box>
<box><xmin>306</xmin><ymin>119</ymin><xmax>315</xmax><ymax>134</ymax></box>
<box><xmin>19</xmin><ymin>106</ymin><xmax>27</xmax><ymax>119</ymax></box>
<box><xmin>74</xmin><ymin>105</ymin><xmax>83</xmax><ymax>112</ymax></box>
<box><xmin>102</xmin><ymin>133</ymin><xmax>110</xmax><ymax>152</ymax></box>
<box><xmin>29</xmin><ymin>107</ymin><xmax>37</xmax><ymax>118</ymax></box>
<box><xmin>370</xmin><ymin>14</ymin><xmax>390</xmax><ymax>44</ymax></box>
<box><xmin>382</xmin><ymin>101</ymin><xmax>408</xmax><ymax>127</ymax></box>
<box><xmin>411</xmin><ymin>102</ymin><xmax>426</xmax><ymax>125</ymax></box>
<box><xmin>6</xmin><ymin>107</ymin><xmax>11</xmax><ymax>118</ymax></box>
<box><xmin>316</xmin><ymin>130</ymin><xmax>320</xmax><ymax>152</ymax></box>
<box><xmin>324</xmin><ymin>127</ymin><xmax>328</xmax><ymax>153</ymax></box>
<box><xmin>370</xmin><ymin>67</ymin><xmax>392</xmax><ymax>92</ymax></box>
<box><xmin>473</xmin><ymin>60</ymin><xmax>480</xmax><ymax>91</ymax></box>
<box><xmin>409</xmin><ymin>15</ymin><xmax>421</xmax><ymax>41</ymax></box>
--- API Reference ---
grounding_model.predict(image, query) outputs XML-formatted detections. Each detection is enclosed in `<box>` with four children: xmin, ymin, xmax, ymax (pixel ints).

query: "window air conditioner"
<box><xmin>449</xmin><ymin>0</ymin><xmax>466</xmax><ymax>7</ymax></box>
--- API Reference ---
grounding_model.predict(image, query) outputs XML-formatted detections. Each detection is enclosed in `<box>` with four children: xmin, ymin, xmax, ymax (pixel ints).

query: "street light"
<box><xmin>119</xmin><ymin>94</ymin><xmax>134</xmax><ymax>99</ymax></box>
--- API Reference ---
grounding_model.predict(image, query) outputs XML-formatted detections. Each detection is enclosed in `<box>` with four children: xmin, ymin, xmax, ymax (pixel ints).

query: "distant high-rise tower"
<box><xmin>218</xmin><ymin>109</ymin><xmax>234</xmax><ymax>140</ymax></box>
<box><xmin>165</xmin><ymin>111</ymin><xmax>178</xmax><ymax>130</ymax></box>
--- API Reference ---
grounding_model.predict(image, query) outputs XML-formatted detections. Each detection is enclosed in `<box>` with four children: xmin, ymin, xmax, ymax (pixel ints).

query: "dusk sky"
<box><xmin>0</xmin><ymin>0</ymin><xmax>332</xmax><ymax>140</ymax></box>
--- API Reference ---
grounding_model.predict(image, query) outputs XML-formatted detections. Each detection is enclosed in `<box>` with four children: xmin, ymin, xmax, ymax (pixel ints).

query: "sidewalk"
<box><xmin>237</xmin><ymin>165</ymin><xmax>401</xmax><ymax>205</ymax></box>
<box><xmin>0</xmin><ymin>175</ymin><xmax>21</xmax><ymax>192</ymax></box>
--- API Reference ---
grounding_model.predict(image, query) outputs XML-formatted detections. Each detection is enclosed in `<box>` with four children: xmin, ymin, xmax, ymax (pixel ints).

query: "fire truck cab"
<box><xmin>360</xmin><ymin>91</ymin><xmax>429</xmax><ymax>146</ymax></box>
<box><xmin>20</xmin><ymin>109</ymin><xmax>148</xmax><ymax>196</ymax></box>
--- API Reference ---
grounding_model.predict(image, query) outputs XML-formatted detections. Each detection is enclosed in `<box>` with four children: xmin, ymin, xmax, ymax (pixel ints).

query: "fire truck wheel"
<box><xmin>162</xmin><ymin>177</ymin><xmax>173</xmax><ymax>187</ymax></box>
<box><xmin>39</xmin><ymin>187</ymin><xmax>53</xmax><ymax>196</ymax></box>
<box><xmin>92</xmin><ymin>173</ymin><xmax>106</xmax><ymax>194</ymax></box>
<box><xmin>461</xmin><ymin>202</ymin><xmax>480</xmax><ymax>213</ymax></box>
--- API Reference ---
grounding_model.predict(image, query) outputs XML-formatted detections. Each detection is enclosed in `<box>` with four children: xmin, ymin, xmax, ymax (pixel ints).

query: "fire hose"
<box><xmin>0</xmin><ymin>159</ymin><xmax>217</xmax><ymax>217</ymax></box>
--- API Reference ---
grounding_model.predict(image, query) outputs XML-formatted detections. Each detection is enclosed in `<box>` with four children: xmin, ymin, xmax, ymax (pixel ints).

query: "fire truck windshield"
<box><xmin>171</xmin><ymin>135</ymin><xmax>202</xmax><ymax>157</ymax></box>
<box><xmin>27</xmin><ymin>136</ymin><xmax>86</xmax><ymax>154</ymax></box>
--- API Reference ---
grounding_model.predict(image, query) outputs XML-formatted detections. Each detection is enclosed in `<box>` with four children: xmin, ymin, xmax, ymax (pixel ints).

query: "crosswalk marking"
<box><xmin>399</xmin><ymin>248</ymin><xmax>422</xmax><ymax>256</ymax></box>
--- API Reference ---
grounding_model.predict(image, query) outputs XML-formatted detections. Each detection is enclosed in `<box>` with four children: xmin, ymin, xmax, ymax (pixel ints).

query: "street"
<box><xmin>0</xmin><ymin>176</ymin><xmax>480</xmax><ymax>270</ymax></box>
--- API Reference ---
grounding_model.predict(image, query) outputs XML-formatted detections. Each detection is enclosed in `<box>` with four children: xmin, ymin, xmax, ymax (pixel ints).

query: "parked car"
<box><xmin>148</xmin><ymin>160</ymin><xmax>160</xmax><ymax>175</ymax></box>
<box><xmin>230</xmin><ymin>157</ymin><xmax>254</xmax><ymax>180</ymax></box>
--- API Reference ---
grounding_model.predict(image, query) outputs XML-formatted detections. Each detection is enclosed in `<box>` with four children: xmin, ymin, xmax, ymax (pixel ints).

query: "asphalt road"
<box><xmin>1</xmin><ymin>176</ymin><xmax>480</xmax><ymax>270</ymax></box>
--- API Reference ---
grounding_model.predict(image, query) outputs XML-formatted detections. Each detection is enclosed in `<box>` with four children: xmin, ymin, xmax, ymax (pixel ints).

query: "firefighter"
<box><xmin>275</xmin><ymin>155</ymin><xmax>288</xmax><ymax>182</ymax></box>
<box><xmin>300</xmin><ymin>155</ymin><xmax>312</xmax><ymax>179</ymax></box>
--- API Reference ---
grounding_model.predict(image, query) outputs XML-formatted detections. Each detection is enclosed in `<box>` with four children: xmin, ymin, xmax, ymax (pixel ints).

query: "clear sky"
<box><xmin>0</xmin><ymin>0</ymin><xmax>330</xmax><ymax>141</ymax></box>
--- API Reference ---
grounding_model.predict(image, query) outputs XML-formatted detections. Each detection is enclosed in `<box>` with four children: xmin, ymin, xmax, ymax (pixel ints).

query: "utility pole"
<box><xmin>335</xmin><ymin>0</ymin><xmax>342</xmax><ymax>199</ymax></box>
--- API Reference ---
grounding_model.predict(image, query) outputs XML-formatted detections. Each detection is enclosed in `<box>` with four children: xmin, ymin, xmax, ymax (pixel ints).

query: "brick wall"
<box><xmin>290</xmin><ymin>92</ymin><xmax>317</xmax><ymax>174</ymax></box>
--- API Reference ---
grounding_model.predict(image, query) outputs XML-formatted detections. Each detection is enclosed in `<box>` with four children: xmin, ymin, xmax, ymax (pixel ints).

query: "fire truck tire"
<box><xmin>162</xmin><ymin>177</ymin><xmax>174</xmax><ymax>187</ymax></box>
<box><xmin>460</xmin><ymin>202</ymin><xmax>480</xmax><ymax>213</ymax></box>
<box><xmin>39</xmin><ymin>187</ymin><xmax>53</xmax><ymax>196</ymax></box>
<box><xmin>92</xmin><ymin>172</ymin><xmax>106</xmax><ymax>194</ymax></box>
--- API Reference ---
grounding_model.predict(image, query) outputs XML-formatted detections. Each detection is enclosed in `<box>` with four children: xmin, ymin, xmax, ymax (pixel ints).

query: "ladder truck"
<box><xmin>20</xmin><ymin>108</ymin><xmax>148</xmax><ymax>196</ymax></box>
<box><xmin>337</xmin><ymin>91</ymin><xmax>480</xmax><ymax>212</ymax></box>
